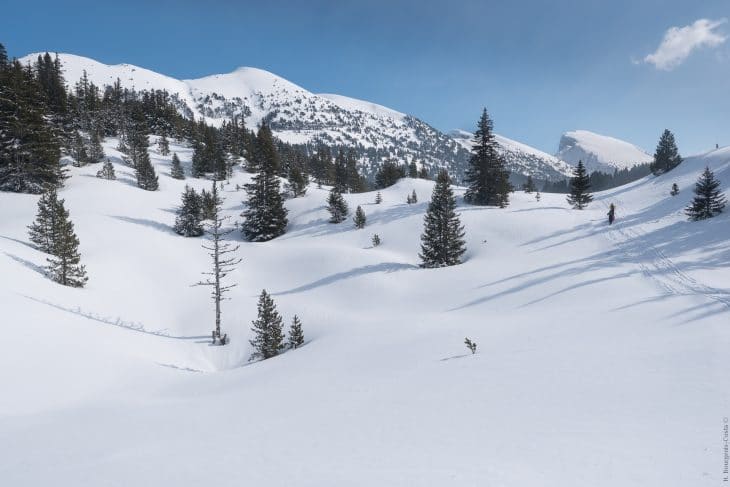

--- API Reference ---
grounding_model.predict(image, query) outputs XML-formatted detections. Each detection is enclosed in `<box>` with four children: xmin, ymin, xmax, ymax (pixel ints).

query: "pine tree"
<box><xmin>408</xmin><ymin>158</ymin><xmax>418</xmax><ymax>178</ymax></box>
<box><xmin>522</xmin><ymin>175</ymin><xmax>536</xmax><ymax>193</ymax></box>
<box><xmin>28</xmin><ymin>188</ymin><xmax>61</xmax><ymax>253</ymax></box>
<box><xmin>46</xmin><ymin>199</ymin><xmax>87</xmax><ymax>287</ymax></box>
<box><xmin>371</xmin><ymin>233</ymin><xmax>381</xmax><ymax>247</ymax></box>
<box><xmin>96</xmin><ymin>159</ymin><xmax>116</xmax><ymax>180</ymax></box>
<box><xmin>670</xmin><ymin>183</ymin><xmax>679</xmax><ymax>196</ymax></box>
<box><xmin>288</xmin><ymin>315</ymin><xmax>305</xmax><ymax>349</ymax></box>
<box><xmin>353</xmin><ymin>205</ymin><xmax>366</xmax><ymax>229</ymax></box>
<box><xmin>70</xmin><ymin>130</ymin><xmax>89</xmax><ymax>166</ymax></box>
<box><xmin>135</xmin><ymin>149</ymin><xmax>159</xmax><ymax>191</ymax></box>
<box><xmin>418</xmin><ymin>167</ymin><xmax>429</xmax><ymax>179</ymax></box>
<box><xmin>327</xmin><ymin>188</ymin><xmax>349</xmax><ymax>223</ymax></box>
<box><xmin>196</xmin><ymin>182</ymin><xmax>241</xmax><ymax>345</ymax></box>
<box><xmin>685</xmin><ymin>167</ymin><xmax>726</xmax><ymax>221</ymax></box>
<box><xmin>419</xmin><ymin>170</ymin><xmax>466</xmax><ymax>268</ymax></box>
<box><xmin>173</xmin><ymin>186</ymin><xmax>204</xmax><ymax>237</ymax></box>
<box><xmin>375</xmin><ymin>160</ymin><xmax>405</xmax><ymax>189</ymax></box>
<box><xmin>535</xmin><ymin>190</ymin><xmax>541</xmax><ymax>202</ymax></box>
<box><xmin>249</xmin><ymin>289</ymin><xmax>285</xmax><ymax>360</ymax></box>
<box><xmin>464</xmin><ymin>108</ymin><xmax>511</xmax><ymax>207</ymax></box>
<box><xmin>566</xmin><ymin>160</ymin><xmax>593</xmax><ymax>209</ymax></box>
<box><xmin>157</xmin><ymin>134</ymin><xmax>170</xmax><ymax>156</ymax></box>
<box><xmin>650</xmin><ymin>129</ymin><xmax>682</xmax><ymax>175</ymax></box>
<box><xmin>170</xmin><ymin>152</ymin><xmax>185</xmax><ymax>179</ymax></box>
<box><xmin>286</xmin><ymin>165</ymin><xmax>308</xmax><ymax>197</ymax></box>
<box><xmin>0</xmin><ymin>59</ymin><xmax>63</xmax><ymax>193</ymax></box>
<box><xmin>410</xmin><ymin>189</ymin><xmax>417</xmax><ymax>203</ymax></box>
<box><xmin>375</xmin><ymin>191</ymin><xmax>383</xmax><ymax>204</ymax></box>
<box><xmin>87</xmin><ymin>130</ymin><xmax>105</xmax><ymax>164</ymax></box>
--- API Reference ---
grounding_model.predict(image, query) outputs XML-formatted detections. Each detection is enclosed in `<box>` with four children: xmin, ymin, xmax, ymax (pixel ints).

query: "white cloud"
<box><xmin>644</xmin><ymin>18</ymin><xmax>727</xmax><ymax>70</ymax></box>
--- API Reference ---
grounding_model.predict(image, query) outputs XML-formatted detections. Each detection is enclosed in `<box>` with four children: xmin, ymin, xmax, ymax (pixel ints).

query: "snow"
<box><xmin>318</xmin><ymin>93</ymin><xmax>406</xmax><ymax>121</ymax></box>
<box><xmin>557</xmin><ymin>129</ymin><xmax>654</xmax><ymax>172</ymax></box>
<box><xmin>1</xmin><ymin>135</ymin><xmax>728</xmax><ymax>486</ymax></box>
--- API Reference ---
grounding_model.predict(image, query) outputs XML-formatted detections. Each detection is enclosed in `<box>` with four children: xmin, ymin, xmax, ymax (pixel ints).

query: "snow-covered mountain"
<box><xmin>20</xmin><ymin>52</ymin><xmax>574</xmax><ymax>181</ymax></box>
<box><xmin>556</xmin><ymin>130</ymin><xmax>653</xmax><ymax>173</ymax></box>
<box><xmin>20</xmin><ymin>52</ymin><xmax>472</xmax><ymax>179</ymax></box>
<box><xmin>449</xmin><ymin>129</ymin><xmax>574</xmax><ymax>181</ymax></box>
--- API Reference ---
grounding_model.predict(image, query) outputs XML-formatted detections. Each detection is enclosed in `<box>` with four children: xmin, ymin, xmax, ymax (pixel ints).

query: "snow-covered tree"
<box><xmin>464</xmin><ymin>108</ymin><xmax>511</xmax><ymax>207</ymax></box>
<box><xmin>566</xmin><ymin>160</ymin><xmax>592</xmax><ymax>210</ymax></box>
<box><xmin>170</xmin><ymin>152</ymin><xmax>185</xmax><ymax>180</ymax></box>
<box><xmin>286</xmin><ymin>165</ymin><xmax>308</xmax><ymax>197</ymax></box>
<box><xmin>670</xmin><ymin>183</ymin><xmax>679</xmax><ymax>196</ymax></box>
<box><xmin>375</xmin><ymin>191</ymin><xmax>382</xmax><ymax>204</ymax></box>
<box><xmin>241</xmin><ymin>127</ymin><xmax>288</xmax><ymax>241</ymax></box>
<box><xmin>157</xmin><ymin>134</ymin><xmax>170</xmax><ymax>156</ymax></box>
<box><xmin>249</xmin><ymin>289</ymin><xmax>285</xmax><ymax>360</ymax></box>
<box><xmin>327</xmin><ymin>188</ymin><xmax>349</xmax><ymax>223</ymax></box>
<box><xmin>353</xmin><ymin>205</ymin><xmax>366</xmax><ymax>229</ymax></box>
<box><xmin>288</xmin><ymin>315</ymin><xmax>305</xmax><ymax>349</ymax></box>
<box><xmin>650</xmin><ymin>129</ymin><xmax>682</xmax><ymax>175</ymax></box>
<box><xmin>45</xmin><ymin>199</ymin><xmax>87</xmax><ymax>287</ymax></box>
<box><xmin>685</xmin><ymin>167</ymin><xmax>726</xmax><ymax>221</ymax></box>
<box><xmin>419</xmin><ymin>170</ymin><xmax>466</xmax><ymax>268</ymax></box>
<box><xmin>372</xmin><ymin>233</ymin><xmax>381</xmax><ymax>247</ymax></box>
<box><xmin>135</xmin><ymin>150</ymin><xmax>159</xmax><ymax>191</ymax></box>
<box><xmin>28</xmin><ymin>188</ymin><xmax>61</xmax><ymax>253</ymax></box>
<box><xmin>173</xmin><ymin>186</ymin><xmax>204</xmax><ymax>237</ymax></box>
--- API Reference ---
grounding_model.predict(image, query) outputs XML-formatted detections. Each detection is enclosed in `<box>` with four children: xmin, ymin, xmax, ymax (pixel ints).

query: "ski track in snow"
<box><xmin>603</xmin><ymin>199</ymin><xmax>730</xmax><ymax>308</ymax></box>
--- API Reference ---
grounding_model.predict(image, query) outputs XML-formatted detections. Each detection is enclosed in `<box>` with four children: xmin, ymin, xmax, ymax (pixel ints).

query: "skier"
<box><xmin>607</xmin><ymin>203</ymin><xmax>616</xmax><ymax>225</ymax></box>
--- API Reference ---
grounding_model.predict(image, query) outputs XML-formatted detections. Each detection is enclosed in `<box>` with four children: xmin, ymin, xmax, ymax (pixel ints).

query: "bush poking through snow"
<box><xmin>372</xmin><ymin>234</ymin><xmax>381</xmax><ymax>247</ymax></box>
<box><xmin>464</xmin><ymin>338</ymin><xmax>477</xmax><ymax>354</ymax></box>
<box><xmin>375</xmin><ymin>191</ymin><xmax>382</xmax><ymax>204</ymax></box>
<box><xmin>670</xmin><ymin>183</ymin><xmax>679</xmax><ymax>196</ymax></box>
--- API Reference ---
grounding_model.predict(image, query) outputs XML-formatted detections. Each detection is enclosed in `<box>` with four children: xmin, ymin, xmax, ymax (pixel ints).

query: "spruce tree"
<box><xmin>411</xmin><ymin>189</ymin><xmax>418</xmax><ymax>203</ymax></box>
<box><xmin>327</xmin><ymin>188</ymin><xmax>349</xmax><ymax>223</ymax></box>
<box><xmin>28</xmin><ymin>188</ymin><xmax>61</xmax><ymax>253</ymax></box>
<box><xmin>375</xmin><ymin>191</ymin><xmax>383</xmax><ymax>204</ymax></box>
<box><xmin>96</xmin><ymin>159</ymin><xmax>116</xmax><ymax>180</ymax></box>
<box><xmin>286</xmin><ymin>165</ymin><xmax>308</xmax><ymax>197</ymax></box>
<box><xmin>670</xmin><ymin>183</ymin><xmax>679</xmax><ymax>196</ymax></box>
<box><xmin>288</xmin><ymin>315</ymin><xmax>305</xmax><ymax>349</ymax></box>
<box><xmin>685</xmin><ymin>167</ymin><xmax>726</xmax><ymax>221</ymax></box>
<box><xmin>408</xmin><ymin>158</ymin><xmax>418</xmax><ymax>178</ymax></box>
<box><xmin>200</xmin><ymin>188</ymin><xmax>221</xmax><ymax>221</ymax></box>
<box><xmin>70</xmin><ymin>130</ymin><xmax>89</xmax><ymax>166</ymax></box>
<box><xmin>353</xmin><ymin>205</ymin><xmax>366</xmax><ymax>229</ymax></box>
<box><xmin>464</xmin><ymin>108</ymin><xmax>511</xmax><ymax>207</ymax></box>
<box><xmin>650</xmin><ymin>130</ymin><xmax>682</xmax><ymax>175</ymax></box>
<box><xmin>157</xmin><ymin>134</ymin><xmax>170</xmax><ymax>156</ymax></box>
<box><xmin>135</xmin><ymin>149</ymin><xmax>159</xmax><ymax>191</ymax></box>
<box><xmin>566</xmin><ymin>160</ymin><xmax>593</xmax><ymax>209</ymax></box>
<box><xmin>249</xmin><ymin>289</ymin><xmax>285</xmax><ymax>360</ymax></box>
<box><xmin>173</xmin><ymin>186</ymin><xmax>204</xmax><ymax>237</ymax></box>
<box><xmin>0</xmin><ymin>59</ymin><xmax>63</xmax><ymax>193</ymax></box>
<box><xmin>170</xmin><ymin>152</ymin><xmax>185</xmax><ymax>179</ymax></box>
<box><xmin>87</xmin><ymin>130</ymin><xmax>105</xmax><ymax>164</ymax></box>
<box><xmin>419</xmin><ymin>170</ymin><xmax>466</xmax><ymax>268</ymax></box>
<box><xmin>46</xmin><ymin>199</ymin><xmax>87</xmax><ymax>287</ymax></box>
<box><xmin>371</xmin><ymin>233</ymin><xmax>381</xmax><ymax>247</ymax></box>
<box><xmin>522</xmin><ymin>175</ymin><xmax>536</xmax><ymax>193</ymax></box>
<box><xmin>241</xmin><ymin>123</ymin><xmax>288</xmax><ymax>241</ymax></box>
<box><xmin>196</xmin><ymin>182</ymin><xmax>241</xmax><ymax>345</ymax></box>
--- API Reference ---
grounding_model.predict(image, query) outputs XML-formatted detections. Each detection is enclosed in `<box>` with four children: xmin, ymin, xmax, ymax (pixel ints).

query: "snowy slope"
<box><xmin>20</xmin><ymin>52</ymin><xmax>471</xmax><ymax>179</ymax></box>
<box><xmin>556</xmin><ymin>129</ymin><xmax>653</xmax><ymax>172</ymax></box>
<box><xmin>1</xmin><ymin>136</ymin><xmax>728</xmax><ymax>486</ymax></box>
<box><xmin>449</xmin><ymin>129</ymin><xmax>574</xmax><ymax>180</ymax></box>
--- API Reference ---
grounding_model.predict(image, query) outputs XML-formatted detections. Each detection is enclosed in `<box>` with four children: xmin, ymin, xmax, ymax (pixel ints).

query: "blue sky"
<box><xmin>3</xmin><ymin>0</ymin><xmax>728</xmax><ymax>155</ymax></box>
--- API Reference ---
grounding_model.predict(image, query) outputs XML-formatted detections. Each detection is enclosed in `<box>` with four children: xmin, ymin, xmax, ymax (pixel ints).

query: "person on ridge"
<box><xmin>607</xmin><ymin>203</ymin><xmax>616</xmax><ymax>225</ymax></box>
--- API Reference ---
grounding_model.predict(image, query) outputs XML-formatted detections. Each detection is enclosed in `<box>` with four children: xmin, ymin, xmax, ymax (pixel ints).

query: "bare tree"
<box><xmin>196</xmin><ymin>181</ymin><xmax>241</xmax><ymax>345</ymax></box>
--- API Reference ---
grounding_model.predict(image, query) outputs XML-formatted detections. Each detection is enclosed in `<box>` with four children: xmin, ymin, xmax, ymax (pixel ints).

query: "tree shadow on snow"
<box><xmin>108</xmin><ymin>215</ymin><xmax>173</xmax><ymax>234</ymax></box>
<box><xmin>273</xmin><ymin>262</ymin><xmax>417</xmax><ymax>295</ymax></box>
